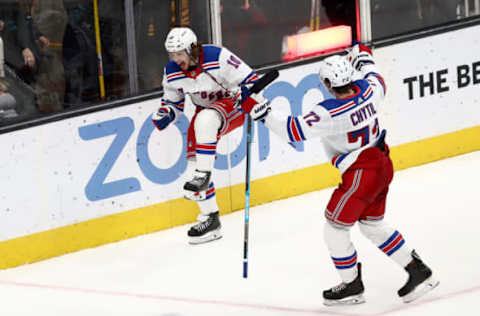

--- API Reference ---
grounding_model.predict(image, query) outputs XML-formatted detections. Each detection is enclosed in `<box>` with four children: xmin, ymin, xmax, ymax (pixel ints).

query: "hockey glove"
<box><xmin>348</xmin><ymin>42</ymin><xmax>375</xmax><ymax>71</ymax></box>
<box><xmin>152</xmin><ymin>105</ymin><xmax>176</xmax><ymax>131</ymax></box>
<box><xmin>232</xmin><ymin>85</ymin><xmax>253</xmax><ymax>107</ymax></box>
<box><xmin>240</xmin><ymin>91</ymin><xmax>271</xmax><ymax>121</ymax></box>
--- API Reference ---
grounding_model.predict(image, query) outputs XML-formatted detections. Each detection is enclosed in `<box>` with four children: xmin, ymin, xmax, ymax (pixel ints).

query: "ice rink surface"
<box><xmin>1</xmin><ymin>151</ymin><xmax>479</xmax><ymax>316</ymax></box>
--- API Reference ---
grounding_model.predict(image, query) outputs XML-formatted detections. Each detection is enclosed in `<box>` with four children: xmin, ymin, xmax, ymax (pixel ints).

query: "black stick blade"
<box><xmin>250</xmin><ymin>70</ymin><xmax>279</xmax><ymax>94</ymax></box>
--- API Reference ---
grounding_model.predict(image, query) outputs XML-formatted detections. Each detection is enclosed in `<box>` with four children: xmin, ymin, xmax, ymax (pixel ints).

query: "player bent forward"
<box><xmin>247</xmin><ymin>43</ymin><xmax>439</xmax><ymax>305</ymax></box>
<box><xmin>152</xmin><ymin>27</ymin><xmax>263</xmax><ymax>245</ymax></box>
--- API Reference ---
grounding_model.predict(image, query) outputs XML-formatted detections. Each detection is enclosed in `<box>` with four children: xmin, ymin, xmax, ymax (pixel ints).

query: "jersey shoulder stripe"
<box><xmin>165</xmin><ymin>46</ymin><xmax>222</xmax><ymax>82</ymax></box>
<box><xmin>202</xmin><ymin>45</ymin><xmax>222</xmax><ymax>63</ymax></box>
<box><xmin>319</xmin><ymin>81</ymin><xmax>374</xmax><ymax>117</ymax></box>
<box><xmin>202</xmin><ymin>61</ymin><xmax>220</xmax><ymax>71</ymax></box>
<box><xmin>353</xmin><ymin>78</ymin><xmax>370</xmax><ymax>91</ymax></box>
<box><xmin>165</xmin><ymin>61</ymin><xmax>188</xmax><ymax>82</ymax></box>
<box><xmin>166</xmin><ymin>72</ymin><xmax>188</xmax><ymax>83</ymax></box>
<box><xmin>319</xmin><ymin>99</ymin><xmax>358</xmax><ymax>118</ymax></box>
<box><xmin>165</xmin><ymin>61</ymin><xmax>181</xmax><ymax>76</ymax></box>
<box><xmin>202</xmin><ymin>45</ymin><xmax>221</xmax><ymax>71</ymax></box>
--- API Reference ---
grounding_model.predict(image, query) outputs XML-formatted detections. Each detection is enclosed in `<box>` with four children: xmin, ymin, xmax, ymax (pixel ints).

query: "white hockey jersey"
<box><xmin>264</xmin><ymin>65</ymin><xmax>387</xmax><ymax>174</ymax></box>
<box><xmin>161</xmin><ymin>45</ymin><xmax>259</xmax><ymax>113</ymax></box>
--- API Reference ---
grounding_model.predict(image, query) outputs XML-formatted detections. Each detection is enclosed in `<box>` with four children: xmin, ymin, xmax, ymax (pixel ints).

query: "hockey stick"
<box><xmin>243</xmin><ymin>114</ymin><xmax>252</xmax><ymax>279</ymax></box>
<box><xmin>243</xmin><ymin>69</ymin><xmax>279</xmax><ymax>278</ymax></box>
<box><xmin>247</xmin><ymin>69</ymin><xmax>279</xmax><ymax>95</ymax></box>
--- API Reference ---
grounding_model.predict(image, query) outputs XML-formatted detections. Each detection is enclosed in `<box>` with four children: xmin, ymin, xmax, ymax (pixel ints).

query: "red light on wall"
<box><xmin>283</xmin><ymin>25</ymin><xmax>352</xmax><ymax>61</ymax></box>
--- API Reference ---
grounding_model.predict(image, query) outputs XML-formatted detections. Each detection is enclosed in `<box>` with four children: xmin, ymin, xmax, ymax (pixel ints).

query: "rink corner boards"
<box><xmin>1</xmin><ymin>125</ymin><xmax>479</xmax><ymax>269</ymax></box>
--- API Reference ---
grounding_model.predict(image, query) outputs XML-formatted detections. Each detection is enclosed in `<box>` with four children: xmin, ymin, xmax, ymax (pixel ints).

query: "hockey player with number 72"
<box><xmin>248</xmin><ymin>43</ymin><xmax>439</xmax><ymax>305</ymax></box>
<box><xmin>151</xmin><ymin>27</ymin><xmax>269</xmax><ymax>245</ymax></box>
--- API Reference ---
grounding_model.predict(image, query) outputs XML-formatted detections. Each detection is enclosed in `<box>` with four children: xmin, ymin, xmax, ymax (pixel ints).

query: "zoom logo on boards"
<box><xmin>79</xmin><ymin>73</ymin><xmax>331</xmax><ymax>201</ymax></box>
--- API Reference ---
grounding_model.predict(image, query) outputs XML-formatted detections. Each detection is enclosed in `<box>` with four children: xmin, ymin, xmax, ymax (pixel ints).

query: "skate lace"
<box><xmin>332</xmin><ymin>283</ymin><xmax>347</xmax><ymax>293</ymax></box>
<box><xmin>193</xmin><ymin>217</ymin><xmax>212</xmax><ymax>232</ymax></box>
<box><xmin>190</xmin><ymin>176</ymin><xmax>203</xmax><ymax>185</ymax></box>
<box><xmin>190</xmin><ymin>172</ymin><xmax>207</xmax><ymax>185</ymax></box>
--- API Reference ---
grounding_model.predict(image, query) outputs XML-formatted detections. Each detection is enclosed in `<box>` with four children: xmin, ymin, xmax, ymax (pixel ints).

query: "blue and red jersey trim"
<box><xmin>379</xmin><ymin>231</ymin><xmax>405</xmax><ymax>256</ymax></box>
<box><xmin>193</xmin><ymin>182</ymin><xmax>216</xmax><ymax>200</ymax></box>
<box><xmin>331</xmin><ymin>153</ymin><xmax>348</xmax><ymax>168</ymax></box>
<box><xmin>366</xmin><ymin>72</ymin><xmax>386</xmax><ymax>94</ymax></box>
<box><xmin>166</xmin><ymin>70</ymin><xmax>188</xmax><ymax>83</ymax></box>
<box><xmin>287</xmin><ymin>116</ymin><xmax>306</xmax><ymax>142</ymax></box>
<box><xmin>162</xmin><ymin>98</ymin><xmax>185</xmax><ymax>111</ymax></box>
<box><xmin>202</xmin><ymin>61</ymin><xmax>220</xmax><ymax>71</ymax></box>
<box><xmin>205</xmin><ymin>183</ymin><xmax>216</xmax><ymax>200</ymax></box>
<box><xmin>166</xmin><ymin>45</ymin><xmax>221</xmax><ymax>82</ymax></box>
<box><xmin>331</xmin><ymin>251</ymin><xmax>357</xmax><ymax>270</ymax></box>
<box><xmin>196</xmin><ymin>142</ymin><xmax>217</xmax><ymax>155</ymax></box>
<box><xmin>241</xmin><ymin>71</ymin><xmax>259</xmax><ymax>85</ymax></box>
<box><xmin>328</xmin><ymin>86</ymin><xmax>373</xmax><ymax>118</ymax></box>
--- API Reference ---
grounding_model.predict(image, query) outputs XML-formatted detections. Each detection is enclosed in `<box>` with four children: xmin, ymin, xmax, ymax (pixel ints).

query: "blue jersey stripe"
<box><xmin>335</xmin><ymin>262</ymin><xmax>357</xmax><ymax>269</ymax></box>
<box><xmin>331</xmin><ymin>251</ymin><xmax>357</xmax><ymax>262</ymax></box>
<box><xmin>240</xmin><ymin>71</ymin><xmax>258</xmax><ymax>85</ymax></box>
<box><xmin>287</xmin><ymin>117</ymin><xmax>295</xmax><ymax>142</ymax></box>
<box><xmin>196</xmin><ymin>150</ymin><xmax>216</xmax><ymax>155</ymax></box>
<box><xmin>386</xmin><ymin>239</ymin><xmax>405</xmax><ymax>256</ymax></box>
<box><xmin>334</xmin><ymin>153</ymin><xmax>348</xmax><ymax>168</ymax></box>
<box><xmin>379</xmin><ymin>231</ymin><xmax>399</xmax><ymax>249</ymax></box>
<box><xmin>167</xmin><ymin>76</ymin><xmax>187</xmax><ymax>83</ymax></box>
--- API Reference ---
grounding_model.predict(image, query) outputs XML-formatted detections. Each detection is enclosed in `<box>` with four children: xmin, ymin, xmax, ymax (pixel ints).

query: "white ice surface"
<box><xmin>1</xmin><ymin>151</ymin><xmax>479</xmax><ymax>316</ymax></box>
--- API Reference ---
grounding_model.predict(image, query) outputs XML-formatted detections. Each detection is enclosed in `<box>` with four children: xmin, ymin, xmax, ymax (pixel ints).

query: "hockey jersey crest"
<box><xmin>162</xmin><ymin>45</ymin><xmax>258</xmax><ymax>110</ymax></box>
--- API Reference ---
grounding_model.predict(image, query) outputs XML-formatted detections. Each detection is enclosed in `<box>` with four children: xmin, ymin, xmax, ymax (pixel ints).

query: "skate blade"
<box><xmin>184</xmin><ymin>190</ymin><xmax>206</xmax><ymax>201</ymax></box>
<box><xmin>188</xmin><ymin>229</ymin><xmax>222</xmax><ymax>245</ymax></box>
<box><xmin>323</xmin><ymin>294</ymin><xmax>365</xmax><ymax>306</ymax></box>
<box><xmin>402</xmin><ymin>277</ymin><xmax>439</xmax><ymax>303</ymax></box>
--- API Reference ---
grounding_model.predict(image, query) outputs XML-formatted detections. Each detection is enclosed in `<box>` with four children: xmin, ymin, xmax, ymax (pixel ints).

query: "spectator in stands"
<box><xmin>1</xmin><ymin>0</ymin><xmax>40</xmax><ymax>86</ymax></box>
<box><xmin>28</xmin><ymin>0</ymin><xmax>67</xmax><ymax>113</ymax></box>
<box><xmin>0</xmin><ymin>0</ymin><xmax>39</xmax><ymax>117</ymax></box>
<box><xmin>62</xmin><ymin>0</ymin><xmax>99</xmax><ymax>107</ymax></box>
<box><xmin>0</xmin><ymin>79</ymin><xmax>18</xmax><ymax>120</ymax></box>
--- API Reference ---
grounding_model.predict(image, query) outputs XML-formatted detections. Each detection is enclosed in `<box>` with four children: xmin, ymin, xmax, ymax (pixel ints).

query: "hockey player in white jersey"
<box><xmin>248</xmin><ymin>43</ymin><xmax>439</xmax><ymax>305</ymax></box>
<box><xmin>152</xmin><ymin>27</ymin><xmax>262</xmax><ymax>244</ymax></box>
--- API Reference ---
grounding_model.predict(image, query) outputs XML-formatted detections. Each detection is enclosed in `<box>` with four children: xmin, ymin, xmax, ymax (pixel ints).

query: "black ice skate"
<box><xmin>398</xmin><ymin>250</ymin><xmax>439</xmax><ymax>303</ymax></box>
<box><xmin>183</xmin><ymin>169</ymin><xmax>211</xmax><ymax>201</ymax></box>
<box><xmin>188</xmin><ymin>211</ymin><xmax>222</xmax><ymax>244</ymax></box>
<box><xmin>323</xmin><ymin>263</ymin><xmax>365</xmax><ymax>306</ymax></box>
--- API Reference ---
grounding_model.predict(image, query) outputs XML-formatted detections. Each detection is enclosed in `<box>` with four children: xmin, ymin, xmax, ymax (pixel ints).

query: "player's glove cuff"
<box><xmin>241</xmin><ymin>92</ymin><xmax>271</xmax><ymax>121</ymax></box>
<box><xmin>348</xmin><ymin>43</ymin><xmax>375</xmax><ymax>71</ymax></box>
<box><xmin>152</xmin><ymin>105</ymin><xmax>176</xmax><ymax>131</ymax></box>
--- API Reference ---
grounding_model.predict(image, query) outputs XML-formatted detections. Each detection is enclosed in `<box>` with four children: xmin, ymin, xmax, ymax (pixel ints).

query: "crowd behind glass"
<box><xmin>0</xmin><ymin>0</ymin><xmax>476</xmax><ymax>126</ymax></box>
